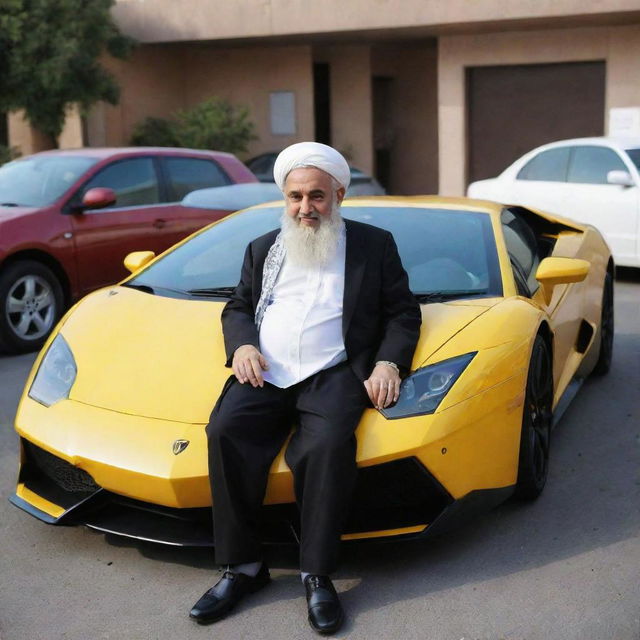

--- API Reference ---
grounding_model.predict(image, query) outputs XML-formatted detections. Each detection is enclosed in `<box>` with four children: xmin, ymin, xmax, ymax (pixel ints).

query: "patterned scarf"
<box><xmin>254</xmin><ymin>233</ymin><xmax>285</xmax><ymax>330</ymax></box>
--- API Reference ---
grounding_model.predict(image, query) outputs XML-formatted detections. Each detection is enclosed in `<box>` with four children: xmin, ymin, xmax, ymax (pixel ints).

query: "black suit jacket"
<box><xmin>221</xmin><ymin>218</ymin><xmax>421</xmax><ymax>381</ymax></box>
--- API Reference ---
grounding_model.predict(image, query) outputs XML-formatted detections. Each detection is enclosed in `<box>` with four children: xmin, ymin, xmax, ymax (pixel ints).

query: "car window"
<box><xmin>82</xmin><ymin>158</ymin><xmax>160</xmax><ymax>208</ymax></box>
<box><xmin>247</xmin><ymin>155</ymin><xmax>275</xmax><ymax>176</ymax></box>
<box><xmin>0</xmin><ymin>156</ymin><xmax>98</xmax><ymax>208</ymax></box>
<box><xmin>623</xmin><ymin>148</ymin><xmax>640</xmax><ymax>171</ymax></box>
<box><xmin>164</xmin><ymin>157</ymin><xmax>230</xmax><ymax>200</ymax></box>
<box><xmin>516</xmin><ymin>148</ymin><xmax>570</xmax><ymax>182</ymax></box>
<box><xmin>501</xmin><ymin>209</ymin><xmax>540</xmax><ymax>296</ymax></box>
<box><xmin>567</xmin><ymin>146</ymin><xmax>628</xmax><ymax>184</ymax></box>
<box><xmin>127</xmin><ymin>206</ymin><xmax>502</xmax><ymax>300</ymax></box>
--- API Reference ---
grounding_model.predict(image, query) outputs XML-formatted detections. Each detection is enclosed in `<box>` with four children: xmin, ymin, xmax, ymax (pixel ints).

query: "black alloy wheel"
<box><xmin>0</xmin><ymin>260</ymin><xmax>64</xmax><ymax>354</ymax></box>
<box><xmin>592</xmin><ymin>271</ymin><xmax>614</xmax><ymax>376</ymax></box>
<box><xmin>515</xmin><ymin>334</ymin><xmax>553</xmax><ymax>500</ymax></box>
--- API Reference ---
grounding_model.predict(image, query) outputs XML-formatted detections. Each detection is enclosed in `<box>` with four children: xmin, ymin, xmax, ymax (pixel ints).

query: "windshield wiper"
<box><xmin>414</xmin><ymin>290</ymin><xmax>488</xmax><ymax>303</ymax></box>
<box><xmin>0</xmin><ymin>202</ymin><xmax>22</xmax><ymax>207</ymax></box>
<box><xmin>187</xmin><ymin>286</ymin><xmax>235</xmax><ymax>298</ymax></box>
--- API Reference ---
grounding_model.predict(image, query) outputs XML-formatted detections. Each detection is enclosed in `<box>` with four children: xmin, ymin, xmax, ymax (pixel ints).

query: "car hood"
<box><xmin>59</xmin><ymin>287</ymin><xmax>497</xmax><ymax>424</ymax></box>
<box><xmin>0</xmin><ymin>205</ymin><xmax>41</xmax><ymax>220</ymax></box>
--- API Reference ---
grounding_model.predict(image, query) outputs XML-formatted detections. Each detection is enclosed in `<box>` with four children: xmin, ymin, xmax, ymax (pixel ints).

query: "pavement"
<box><xmin>0</xmin><ymin>273</ymin><xmax>638</xmax><ymax>640</ymax></box>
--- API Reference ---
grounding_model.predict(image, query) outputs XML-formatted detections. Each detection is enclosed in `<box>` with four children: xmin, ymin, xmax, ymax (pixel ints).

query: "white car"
<box><xmin>467</xmin><ymin>137</ymin><xmax>640</xmax><ymax>267</ymax></box>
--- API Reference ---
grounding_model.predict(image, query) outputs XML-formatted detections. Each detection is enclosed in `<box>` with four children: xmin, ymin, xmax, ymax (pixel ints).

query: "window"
<box><xmin>624</xmin><ymin>148</ymin><xmax>640</xmax><ymax>172</ymax></box>
<box><xmin>0</xmin><ymin>156</ymin><xmax>97</xmax><ymax>207</ymax></box>
<box><xmin>164</xmin><ymin>157</ymin><xmax>230</xmax><ymax>201</ymax></box>
<box><xmin>567</xmin><ymin>146</ymin><xmax>628</xmax><ymax>184</ymax></box>
<box><xmin>501</xmin><ymin>209</ymin><xmax>541</xmax><ymax>296</ymax></box>
<box><xmin>83</xmin><ymin>158</ymin><xmax>160</xmax><ymax>208</ymax></box>
<box><xmin>246</xmin><ymin>154</ymin><xmax>276</xmax><ymax>178</ymax></box>
<box><xmin>128</xmin><ymin>206</ymin><xmax>502</xmax><ymax>300</ymax></box>
<box><xmin>516</xmin><ymin>148</ymin><xmax>570</xmax><ymax>182</ymax></box>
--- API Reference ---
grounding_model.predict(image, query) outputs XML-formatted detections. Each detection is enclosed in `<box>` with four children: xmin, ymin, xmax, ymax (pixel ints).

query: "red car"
<box><xmin>0</xmin><ymin>147</ymin><xmax>257</xmax><ymax>353</ymax></box>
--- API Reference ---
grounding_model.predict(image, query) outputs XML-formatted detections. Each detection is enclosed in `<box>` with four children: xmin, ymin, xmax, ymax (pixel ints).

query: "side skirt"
<box><xmin>552</xmin><ymin>377</ymin><xmax>585</xmax><ymax>429</ymax></box>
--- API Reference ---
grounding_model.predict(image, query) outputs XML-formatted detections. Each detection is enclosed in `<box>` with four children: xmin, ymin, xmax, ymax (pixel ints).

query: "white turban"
<box><xmin>273</xmin><ymin>142</ymin><xmax>351</xmax><ymax>192</ymax></box>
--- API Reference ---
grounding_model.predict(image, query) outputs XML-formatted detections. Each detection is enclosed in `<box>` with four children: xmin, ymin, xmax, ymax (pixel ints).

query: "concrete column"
<box><xmin>7</xmin><ymin>111</ymin><xmax>54</xmax><ymax>155</ymax></box>
<box><xmin>58</xmin><ymin>104</ymin><xmax>85</xmax><ymax>149</ymax></box>
<box><xmin>325</xmin><ymin>45</ymin><xmax>374</xmax><ymax>174</ymax></box>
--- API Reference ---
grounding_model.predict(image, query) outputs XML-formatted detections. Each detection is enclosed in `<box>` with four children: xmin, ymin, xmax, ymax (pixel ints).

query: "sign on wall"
<box><xmin>609</xmin><ymin>108</ymin><xmax>640</xmax><ymax>137</ymax></box>
<box><xmin>270</xmin><ymin>92</ymin><xmax>296</xmax><ymax>135</ymax></box>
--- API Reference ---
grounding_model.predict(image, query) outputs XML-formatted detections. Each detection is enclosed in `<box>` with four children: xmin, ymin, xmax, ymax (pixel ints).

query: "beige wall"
<box><xmin>372</xmin><ymin>42</ymin><xmax>438</xmax><ymax>195</ymax></box>
<box><xmin>318</xmin><ymin>45</ymin><xmax>374</xmax><ymax>174</ymax></box>
<box><xmin>438</xmin><ymin>24</ymin><xmax>640</xmax><ymax>196</ymax></box>
<box><xmin>182</xmin><ymin>44</ymin><xmax>315</xmax><ymax>159</ymax></box>
<box><xmin>58</xmin><ymin>104</ymin><xmax>84</xmax><ymax>149</ymax></box>
<box><xmin>96</xmin><ymin>45</ymin><xmax>186</xmax><ymax>146</ymax></box>
<box><xmin>113</xmin><ymin>0</ymin><xmax>640</xmax><ymax>43</ymax></box>
<box><xmin>7</xmin><ymin>111</ymin><xmax>53</xmax><ymax>155</ymax></box>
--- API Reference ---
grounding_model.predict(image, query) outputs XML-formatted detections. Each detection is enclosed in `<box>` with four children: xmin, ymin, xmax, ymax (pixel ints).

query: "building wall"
<box><xmin>438</xmin><ymin>24</ymin><xmax>640</xmax><ymax>196</ymax></box>
<box><xmin>182</xmin><ymin>44</ymin><xmax>315</xmax><ymax>159</ymax></box>
<box><xmin>96</xmin><ymin>45</ymin><xmax>187</xmax><ymax>147</ymax></box>
<box><xmin>372</xmin><ymin>42</ymin><xmax>438</xmax><ymax>195</ymax></box>
<box><xmin>317</xmin><ymin>45</ymin><xmax>374</xmax><ymax>174</ymax></box>
<box><xmin>7</xmin><ymin>111</ymin><xmax>54</xmax><ymax>155</ymax></box>
<box><xmin>112</xmin><ymin>0</ymin><xmax>640</xmax><ymax>43</ymax></box>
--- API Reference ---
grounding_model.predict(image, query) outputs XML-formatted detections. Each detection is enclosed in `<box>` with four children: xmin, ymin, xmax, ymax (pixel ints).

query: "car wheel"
<box><xmin>515</xmin><ymin>334</ymin><xmax>553</xmax><ymax>501</ymax></box>
<box><xmin>592</xmin><ymin>271</ymin><xmax>614</xmax><ymax>376</ymax></box>
<box><xmin>0</xmin><ymin>260</ymin><xmax>64</xmax><ymax>354</ymax></box>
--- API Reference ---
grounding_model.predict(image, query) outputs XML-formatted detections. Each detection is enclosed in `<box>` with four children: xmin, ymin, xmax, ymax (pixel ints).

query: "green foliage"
<box><xmin>130</xmin><ymin>98</ymin><xmax>258</xmax><ymax>154</ymax></box>
<box><xmin>130</xmin><ymin>117</ymin><xmax>180</xmax><ymax>148</ymax></box>
<box><xmin>0</xmin><ymin>0</ymin><xmax>134</xmax><ymax>142</ymax></box>
<box><xmin>0</xmin><ymin>145</ymin><xmax>21</xmax><ymax>166</ymax></box>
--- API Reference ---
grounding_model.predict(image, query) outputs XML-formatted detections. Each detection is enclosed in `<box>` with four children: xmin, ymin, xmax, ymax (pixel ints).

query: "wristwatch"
<box><xmin>375</xmin><ymin>360</ymin><xmax>399</xmax><ymax>373</ymax></box>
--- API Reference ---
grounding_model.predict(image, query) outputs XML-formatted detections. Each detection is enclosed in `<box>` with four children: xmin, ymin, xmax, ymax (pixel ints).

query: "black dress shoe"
<box><xmin>304</xmin><ymin>574</ymin><xmax>344</xmax><ymax>635</ymax></box>
<box><xmin>189</xmin><ymin>563</ymin><xmax>270</xmax><ymax>624</ymax></box>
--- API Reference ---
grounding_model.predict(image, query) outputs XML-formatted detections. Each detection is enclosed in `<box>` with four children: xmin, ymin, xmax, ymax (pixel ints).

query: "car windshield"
<box><xmin>624</xmin><ymin>148</ymin><xmax>640</xmax><ymax>172</ymax></box>
<box><xmin>126</xmin><ymin>206</ymin><xmax>502</xmax><ymax>301</ymax></box>
<box><xmin>0</xmin><ymin>156</ymin><xmax>98</xmax><ymax>207</ymax></box>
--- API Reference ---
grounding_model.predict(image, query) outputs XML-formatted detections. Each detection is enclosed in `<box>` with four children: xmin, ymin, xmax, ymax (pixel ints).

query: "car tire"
<box><xmin>514</xmin><ymin>334</ymin><xmax>553</xmax><ymax>501</ymax></box>
<box><xmin>0</xmin><ymin>260</ymin><xmax>64</xmax><ymax>354</ymax></box>
<box><xmin>592</xmin><ymin>271</ymin><xmax>614</xmax><ymax>376</ymax></box>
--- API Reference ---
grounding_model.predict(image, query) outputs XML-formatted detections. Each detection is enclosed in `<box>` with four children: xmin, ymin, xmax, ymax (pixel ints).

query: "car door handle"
<box><xmin>153</xmin><ymin>218</ymin><xmax>167</xmax><ymax>229</ymax></box>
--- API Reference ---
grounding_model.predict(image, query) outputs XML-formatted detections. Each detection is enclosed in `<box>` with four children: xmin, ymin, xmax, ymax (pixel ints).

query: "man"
<box><xmin>190</xmin><ymin>142</ymin><xmax>421</xmax><ymax>634</ymax></box>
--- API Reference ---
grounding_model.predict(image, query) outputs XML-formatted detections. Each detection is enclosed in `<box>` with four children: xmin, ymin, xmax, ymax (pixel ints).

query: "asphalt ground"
<box><xmin>1</xmin><ymin>272</ymin><xmax>639</xmax><ymax>640</ymax></box>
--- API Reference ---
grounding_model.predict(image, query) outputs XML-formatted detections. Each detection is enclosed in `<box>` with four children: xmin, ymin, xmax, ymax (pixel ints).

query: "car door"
<box><xmin>562</xmin><ymin>145</ymin><xmax>638</xmax><ymax>263</ymax></box>
<box><xmin>69</xmin><ymin>156</ymin><xmax>173</xmax><ymax>294</ymax></box>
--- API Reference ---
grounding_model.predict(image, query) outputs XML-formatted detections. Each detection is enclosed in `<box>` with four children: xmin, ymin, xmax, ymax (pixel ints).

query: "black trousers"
<box><xmin>206</xmin><ymin>361</ymin><xmax>369</xmax><ymax>575</ymax></box>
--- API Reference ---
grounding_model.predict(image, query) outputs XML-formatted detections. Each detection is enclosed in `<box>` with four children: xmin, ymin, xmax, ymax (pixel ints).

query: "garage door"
<box><xmin>467</xmin><ymin>61</ymin><xmax>605</xmax><ymax>184</ymax></box>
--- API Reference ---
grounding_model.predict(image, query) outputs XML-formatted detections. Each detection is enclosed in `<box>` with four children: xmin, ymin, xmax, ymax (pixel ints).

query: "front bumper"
<box><xmin>12</xmin><ymin>439</ymin><xmax>471</xmax><ymax>545</ymax></box>
<box><xmin>12</xmin><ymin>369</ymin><xmax>525</xmax><ymax>544</ymax></box>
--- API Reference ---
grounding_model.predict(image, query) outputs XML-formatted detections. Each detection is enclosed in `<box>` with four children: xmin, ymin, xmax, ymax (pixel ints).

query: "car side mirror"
<box><xmin>82</xmin><ymin>187</ymin><xmax>117</xmax><ymax>210</ymax></box>
<box><xmin>606</xmin><ymin>170</ymin><xmax>635</xmax><ymax>187</ymax></box>
<box><xmin>124</xmin><ymin>251</ymin><xmax>156</xmax><ymax>274</ymax></box>
<box><xmin>535</xmin><ymin>257</ymin><xmax>590</xmax><ymax>305</ymax></box>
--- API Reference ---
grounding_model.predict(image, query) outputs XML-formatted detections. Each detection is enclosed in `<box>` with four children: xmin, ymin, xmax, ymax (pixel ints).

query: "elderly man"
<box><xmin>190</xmin><ymin>142</ymin><xmax>420</xmax><ymax>634</ymax></box>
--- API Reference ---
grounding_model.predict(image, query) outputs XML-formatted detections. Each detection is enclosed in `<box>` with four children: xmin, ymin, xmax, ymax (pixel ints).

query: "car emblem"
<box><xmin>172</xmin><ymin>439</ymin><xmax>189</xmax><ymax>455</ymax></box>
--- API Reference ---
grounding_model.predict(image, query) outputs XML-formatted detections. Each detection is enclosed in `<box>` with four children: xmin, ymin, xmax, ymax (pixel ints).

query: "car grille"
<box><xmin>20</xmin><ymin>439</ymin><xmax>101</xmax><ymax>511</ymax></box>
<box><xmin>344</xmin><ymin>457</ymin><xmax>453</xmax><ymax>534</ymax></box>
<box><xmin>24</xmin><ymin>441</ymin><xmax>100</xmax><ymax>493</ymax></box>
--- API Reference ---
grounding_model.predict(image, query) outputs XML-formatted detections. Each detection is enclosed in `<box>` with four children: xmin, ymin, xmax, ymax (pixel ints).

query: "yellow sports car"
<box><xmin>10</xmin><ymin>194</ymin><xmax>613</xmax><ymax>546</ymax></box>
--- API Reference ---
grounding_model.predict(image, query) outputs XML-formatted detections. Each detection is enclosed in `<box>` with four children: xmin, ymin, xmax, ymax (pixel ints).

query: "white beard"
<box><xmin>280</xmin><ymin>201</ymin><xmax>344</xmax><ymax>268</ymax></box>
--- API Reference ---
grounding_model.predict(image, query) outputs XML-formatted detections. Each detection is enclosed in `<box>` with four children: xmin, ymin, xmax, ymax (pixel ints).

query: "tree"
<box><xmin>131</xmin><ymin>98</ymin><xmax>258</xmax><ymax>155</ymax></box>
<box><xmin>0</xmin><ymin>0</ymin><xmax>134</xmax><ymax>144</ymax></box>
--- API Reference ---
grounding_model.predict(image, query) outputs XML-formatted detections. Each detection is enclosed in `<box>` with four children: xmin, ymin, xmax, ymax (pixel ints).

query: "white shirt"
<box><xmin>259</xmin><ymin>235</ymin><xmax>347</xmax><ymax>388</ymax></box>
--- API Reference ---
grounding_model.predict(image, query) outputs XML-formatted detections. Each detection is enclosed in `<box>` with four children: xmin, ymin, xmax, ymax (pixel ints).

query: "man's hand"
<box><xmin>232</xmin><ymin>345</ymin><xmax>269</xmax><ymax>387</ymax></box>
<box><xmin>364</xmin><ymin>363</ymin><xmax>401</xmax><ymax>410</ymax></box>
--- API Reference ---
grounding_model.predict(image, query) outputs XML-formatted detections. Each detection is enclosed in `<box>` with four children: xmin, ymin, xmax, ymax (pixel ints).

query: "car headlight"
<box><xmin>381</xmin><ymin>352</ymin><xmax>476</xmax><ymax>419</ymax></box>
<box><xmin>28</xmin><ymin>334</ymin><xmax>77</xmax><ymax>407</ymax></box>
